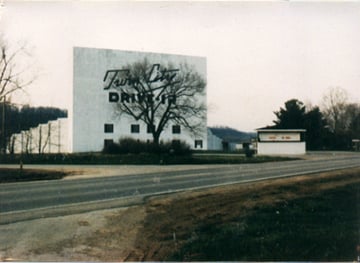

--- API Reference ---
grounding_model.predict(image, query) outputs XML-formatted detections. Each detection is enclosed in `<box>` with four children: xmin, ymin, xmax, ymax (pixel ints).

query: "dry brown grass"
<box><xmin>121</xmin><ymin>167</ymin><xmax>360</xmax><ymax>261</ymax></box>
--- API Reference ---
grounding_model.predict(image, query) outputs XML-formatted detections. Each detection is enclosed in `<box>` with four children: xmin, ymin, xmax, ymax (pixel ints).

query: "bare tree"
<box><xmin>41</xmin><ymin>122</ymin><xmax>58</xmax><ymax>154</ymax></box>
<box><xmin>0</xmin><ymin>37</ymin><xmax>34</xmax><ymax>101</ymax></box>
<box><xmin>0</xmin><ymin>36</ymin><xmax>35</xmax><ymax>153</ymax></box>
<box><xmin>321</xmin><ymin>86</ymin><xmax>349</xmax><ymax>133</ymax></box>
<box><xmin>23</xmin><ymin>130</ymin><xmax>32</xmax><ymax>154</ymax></box>
<box><xmin>320</xmin><ymin>87</ymin><xmax>360</xmax><ymax>150</ymax></box>
<box><xmin>8</xmin><ymin>133</ymin><xmax>15</xmax><ymax>154</ymax></box>
<box><xmin>104</xmin><ymin>59</ymin><xmax>206</xmax><ymax>144</ymax></box>
<box><xmin>344</xmin><ymin>103</ymin><xmax>360</xmax><ymax>139</ymax></box>
<box><xmin>36</xmin><ymin>124</ymin><xmax>52</xmax><ymax>154</ymax></box>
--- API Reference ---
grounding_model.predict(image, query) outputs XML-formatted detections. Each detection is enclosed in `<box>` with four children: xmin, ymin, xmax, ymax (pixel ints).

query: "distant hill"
<box><xmin>209</xmin><ymin>126</ymin><xmax>256</xmax><ymax>143</ymax></box>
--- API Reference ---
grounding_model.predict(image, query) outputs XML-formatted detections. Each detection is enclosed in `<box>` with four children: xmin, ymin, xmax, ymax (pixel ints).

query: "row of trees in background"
<box><xmin>271</xmin><ymin>87</ymin><xmax>360</xmax><ymax>150</ymax></box>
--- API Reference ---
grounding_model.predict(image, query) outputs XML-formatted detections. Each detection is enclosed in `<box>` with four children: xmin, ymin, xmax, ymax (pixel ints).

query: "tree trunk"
<box><xmin>153</xmin><ymin>132</ymin><xmax>161</xmax><ymax>145</ymax></box>
<box><xmin>38</xmin><ymin>126</ymin><xmax>42</xmax><ymax>154</ymax></box>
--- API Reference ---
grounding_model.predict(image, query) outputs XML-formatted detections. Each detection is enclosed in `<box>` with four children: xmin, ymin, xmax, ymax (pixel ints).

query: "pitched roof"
<box><xmin>208</xmin><ymin>127</ymin><xmax>256</xmax><ymax>143</ymax></box>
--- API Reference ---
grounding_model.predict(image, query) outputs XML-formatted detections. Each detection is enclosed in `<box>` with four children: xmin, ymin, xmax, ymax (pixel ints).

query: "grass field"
<box><xmin>170</xmin><ymin>183</ymin><xmax>360</xmax><ymax>261</ymax></box>
<box><xmin>0</xmin><ymin>153</ymin><xmax>296</xmax><ymax>165</ymax></box>
<box><xmin>123</xmin><ymin>168</ymin><xmax>360</xmax><ymax>261</ymax></box>
<box><xmin>0</xmin><ymin>168</ymin><xmax>67</xmax><ymax>183</ymax></box>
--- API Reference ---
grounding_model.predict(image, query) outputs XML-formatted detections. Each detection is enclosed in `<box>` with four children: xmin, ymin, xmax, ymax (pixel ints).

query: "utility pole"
<box><xmin>58</xmin><ymin>120</ymin><xmax>61</xmax><ymax>153</ymax></box>
<box><xmin>1</xmin><ymin>95</ymin><xmax>5</xmax><ymax>154</ymax></box>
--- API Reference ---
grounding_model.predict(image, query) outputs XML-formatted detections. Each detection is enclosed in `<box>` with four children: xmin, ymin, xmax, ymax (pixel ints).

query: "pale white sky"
<box><xmin>1</xmin><ymin>1</ymin><xmax>360</xmax><ymax>132</ymax></box>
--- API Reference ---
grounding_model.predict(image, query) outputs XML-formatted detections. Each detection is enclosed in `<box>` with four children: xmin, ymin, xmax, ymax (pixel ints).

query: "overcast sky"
<box><xmin>1</xmin><ymin>1</ymin><xmax>360</xmax><ymax>132</ymax></box>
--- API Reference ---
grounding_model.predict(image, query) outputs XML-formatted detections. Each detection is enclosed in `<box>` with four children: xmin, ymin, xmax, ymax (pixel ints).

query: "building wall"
<box><xmin>10</xmin><ymin>118</ymin><xmax>70</xmax><ymax>154</ymax></box>
<box><xmin>72</xmin><ymin>47</ymin><xmax>207</xmax><ymax>152</ymax></box>
<box><xmin>257</xmin><ymin>142</ymin><xmax>306</xmax><ymax>155</ymax></box>
<box><xmin>207</xmin><ymin>129</ymin><xmax>247</xmax><ymax>151</ymax></box>
<box><xmin>207</xmin><ymin>129</ymin><xmax>223</xmax><ymax>150</ymax></box>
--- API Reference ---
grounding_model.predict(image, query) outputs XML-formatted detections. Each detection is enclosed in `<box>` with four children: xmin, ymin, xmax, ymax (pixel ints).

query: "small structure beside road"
<box><xmin>256</xmin><ymin>129</ymin><xmax>306</xmax><ymax>155</ymax></box>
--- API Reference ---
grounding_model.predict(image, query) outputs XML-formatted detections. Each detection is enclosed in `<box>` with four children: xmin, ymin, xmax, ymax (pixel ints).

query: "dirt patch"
<box><xmin>0</xmin><ymin>206</ymin><xmax>146</xmax><ymax>261</ymax></box>
<box><xmin>1</xmin><ymin>167</ymin><xmax>360</xmax><ymax>261</ymax></box>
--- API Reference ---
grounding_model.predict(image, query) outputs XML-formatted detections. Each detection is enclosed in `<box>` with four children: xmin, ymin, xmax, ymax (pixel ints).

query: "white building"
<box><xmin>72</xmin><ymin>47</ymin><xmax>207</xmax><ymax>152</ymax></box>
<box><xmin>207</xmin><ymin>127</ymin><xmax>255</xmax><ymax>151</ymax></box>
<box><xmin>256</xmin><ymin>129</ymin><xmax>306</xmax><ymax>155</ymax></box>
<box><xmin>12</xmin><ymin>47</ymin><xmax>207</xmax><ymax>153</ymax></box>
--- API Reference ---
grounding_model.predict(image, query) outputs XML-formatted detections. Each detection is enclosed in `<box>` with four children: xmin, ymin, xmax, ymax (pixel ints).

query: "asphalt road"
<box><xmin>1</xmin><ymin>154</ymin><xmax>360</xmax><ymax>224</ymax></box>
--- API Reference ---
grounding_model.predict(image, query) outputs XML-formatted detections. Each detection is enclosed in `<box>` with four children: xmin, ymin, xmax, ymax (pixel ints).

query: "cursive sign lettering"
<box><xmin>147</xmin><ymin>64</ymin><xmax>179</xmax><ymax>84</ymax></box>
<box><xmin>103</xmin><ymin>64</ymin><xmax>180</xmax><ymax>90</ymax></box>
<box><xmin>104</xmin><ymin>63</ymin><xmax>180</xmax><ymax>107</ymax></box>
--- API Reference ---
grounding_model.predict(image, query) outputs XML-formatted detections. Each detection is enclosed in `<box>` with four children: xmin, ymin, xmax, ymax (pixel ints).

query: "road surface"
<box><xmin>1</xmin><ymin>153</ymin><xmax>360</xmax><ymax>224</ymax></box>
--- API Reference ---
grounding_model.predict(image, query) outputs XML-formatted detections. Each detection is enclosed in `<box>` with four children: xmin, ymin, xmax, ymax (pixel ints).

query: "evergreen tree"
<box><xmin>273</xmin><ymin>99</ymin><xmax>329</xmax><ymax>150</ymax></box>
<box><xmin>273</xmin><ymin>99</ymin><xmax>306</xmax><ymax>129</ymax></box>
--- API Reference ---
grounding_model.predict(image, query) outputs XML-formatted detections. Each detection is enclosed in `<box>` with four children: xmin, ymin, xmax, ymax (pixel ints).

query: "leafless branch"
<box><xmin>0</xmin><ymin>38</ymin><xmax>35</xmax><ymax>101</ymax></box>
<box><xmin>111</xmin><ymin>59</ymin><xmax>206</xmax><ymax>144</ymax></box>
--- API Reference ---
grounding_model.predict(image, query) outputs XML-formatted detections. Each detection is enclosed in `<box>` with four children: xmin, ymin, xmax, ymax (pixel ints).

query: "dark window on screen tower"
<box><xmin>104</xmin><ymin>139</ymin><xmax>114</xmax><ymax>148</ymax></box>
<box><xmin>195</xmin><ymin>140</ymin><xmax>203</xmax><ymax>149</ymax></box>
<box><xmin>131</xmin><ymin>124</ymin><xmax>140</xmax><ymax>133</ymax></box>
<box><xmin>147</xmin><ymin>124</ymin><xmax>155</xmax><ymax>134</ymax></box>
<box><xmin>104</xmin><ymin>123</ymin><xmax>114</xmax><ymax>133</ymax></box>
<box><xmin>172</xmin><ymin>125</ymin><xmax>181</xmax><ymax>134</ymax></box>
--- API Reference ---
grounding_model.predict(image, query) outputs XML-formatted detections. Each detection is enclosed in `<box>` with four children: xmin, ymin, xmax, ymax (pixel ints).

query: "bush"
<box><xmin>103</xmin><ymin>141</ymin><xmax>122</xmax><ymax>154</ymax></box>
<box><xmin>102</xmin><ymin>137</ymin><xmax>191</xmax><ymax>155</ymax></box>
<box><xmin>244</xmin><ymin>148</ymin><xmax>255</xmax><ymax>158</ymax></box>
<box><xmin>163</xmin><ymin>140</ymin><xmax>191</xmax><ymax>155</ymax></box>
